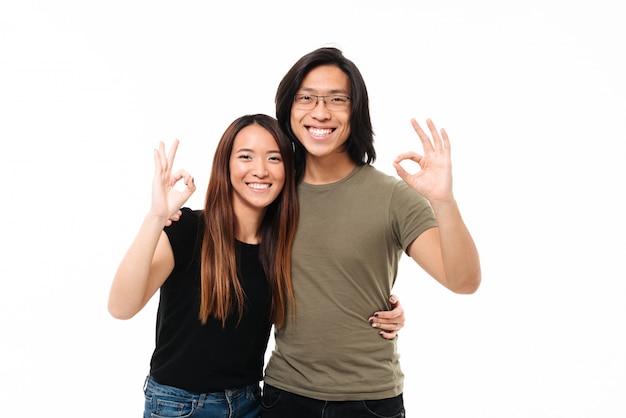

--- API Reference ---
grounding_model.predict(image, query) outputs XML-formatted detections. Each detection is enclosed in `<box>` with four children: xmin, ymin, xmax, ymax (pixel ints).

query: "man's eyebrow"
<box><xmin>298</xmin><ymin>87</ymin><xmax>350</xmax><ymax>95</ymax></box>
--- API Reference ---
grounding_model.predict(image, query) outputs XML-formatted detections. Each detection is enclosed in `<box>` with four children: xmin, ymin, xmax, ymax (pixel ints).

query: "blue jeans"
<box><xmin>144</xmin><ymin>376</ymin><xmax>261</xmax><ymax>418</ymax></box>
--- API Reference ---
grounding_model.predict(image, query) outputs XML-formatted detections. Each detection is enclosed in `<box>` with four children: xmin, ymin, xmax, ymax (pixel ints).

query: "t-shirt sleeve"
<box><xmin>163</xmin><ymin>207</ymin><xmax>201</xmax><ymax>271</ymax></box>
<box><xmin>390</xmin><ymin>181</ymin><xmax>438</xmax><ymax>252</ymax></box>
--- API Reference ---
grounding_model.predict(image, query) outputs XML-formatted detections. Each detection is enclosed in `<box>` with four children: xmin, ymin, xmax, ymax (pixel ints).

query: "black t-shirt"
<box><xmin>150</xmin><ymin>207</ymin><xmax>272</xmax><ymax>393</ymax></box>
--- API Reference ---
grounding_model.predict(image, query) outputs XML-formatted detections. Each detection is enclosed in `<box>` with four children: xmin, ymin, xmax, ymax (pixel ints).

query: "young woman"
<box><xmin>108</xmin><ymin>114</ymin><xmax>298</xmax><ymax>418</ymax></box>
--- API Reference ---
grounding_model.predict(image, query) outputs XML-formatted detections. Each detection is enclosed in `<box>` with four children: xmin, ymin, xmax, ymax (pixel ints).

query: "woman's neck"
<box><xmin>233</xmin><ymin>205</ymin><xmax>264</xmax><ymax>244</ymax></box>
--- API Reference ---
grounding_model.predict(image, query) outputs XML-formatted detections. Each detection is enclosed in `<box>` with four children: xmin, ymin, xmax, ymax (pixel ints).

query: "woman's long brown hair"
<box><xmin>199</xmin><ymin>114</ymin><xmax>298</xmax><ymax>329</ymax></box>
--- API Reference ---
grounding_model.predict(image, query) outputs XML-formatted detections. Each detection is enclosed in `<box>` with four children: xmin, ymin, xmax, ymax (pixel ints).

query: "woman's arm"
<box><xmin>107</xmin><ymin>140</ymin><xmax>196</xmax><ymax>319</ymax></box>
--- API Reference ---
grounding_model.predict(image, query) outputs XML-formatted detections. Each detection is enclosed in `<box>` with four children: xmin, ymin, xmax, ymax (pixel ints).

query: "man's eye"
<box><xmin>330</xmin><ymin>96</ymin><xmax>347</xmax><ymax>103</ymax></box>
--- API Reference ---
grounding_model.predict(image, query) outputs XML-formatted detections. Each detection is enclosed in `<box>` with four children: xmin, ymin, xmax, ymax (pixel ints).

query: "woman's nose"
<box><xmin>253</xmin><ymin>161</ymin><xmax>268</xmax><ymax>177</ymax></box>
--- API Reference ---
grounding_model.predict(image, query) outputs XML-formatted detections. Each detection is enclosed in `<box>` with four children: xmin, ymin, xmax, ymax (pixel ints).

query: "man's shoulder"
<box><xmin>356</xmin><ymin>164</ymin><xmax>402</xmax><ymax>187</ymax></box>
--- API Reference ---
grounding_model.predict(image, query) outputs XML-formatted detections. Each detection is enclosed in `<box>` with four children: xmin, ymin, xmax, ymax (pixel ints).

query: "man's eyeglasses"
<box><xmin>293</xmin><ymin>94</ymin><xmax>351</xmax><ymax>111</ymax></box>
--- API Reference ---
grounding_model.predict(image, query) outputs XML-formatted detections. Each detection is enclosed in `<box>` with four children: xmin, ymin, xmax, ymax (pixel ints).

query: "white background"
<box><xmin>1</xmin><ymin>1</ymin><xmax>624</xmax><ymax>417</ymax></box>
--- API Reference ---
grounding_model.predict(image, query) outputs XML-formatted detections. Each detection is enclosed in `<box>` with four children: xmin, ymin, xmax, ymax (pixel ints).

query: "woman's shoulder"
<box><xmin>167</xmin><ymin>207</ymin><xmax>203</xmax><ymax>234</ymax></box>
<box><xmin>180</xmin><ymin>207</ymin><xmax>202</xmax><ymax>216</ymax></box>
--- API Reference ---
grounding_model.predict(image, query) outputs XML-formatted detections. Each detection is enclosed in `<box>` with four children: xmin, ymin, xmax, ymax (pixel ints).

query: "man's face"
<box><xmin>290</xmin><ymin>65</ymin><xmax>351</xmax><ymax>161</ymax></box>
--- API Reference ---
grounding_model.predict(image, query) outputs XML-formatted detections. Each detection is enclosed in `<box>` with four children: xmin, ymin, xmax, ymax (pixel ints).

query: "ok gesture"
<box><xmin>150</xmin><ymin>139</ymin><xmax>196</xmax><ymax>222</ymax></box>
<box><xmin>393</xmin><ymin>119</ymin><xmax>454</xmax><ymax>205</ymax></box>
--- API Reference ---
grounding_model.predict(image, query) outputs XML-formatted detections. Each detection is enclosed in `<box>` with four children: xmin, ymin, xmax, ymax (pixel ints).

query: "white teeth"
<box><xmin>308</xmin><ymin>128</ymin><xmax>333</xmax><ymax>137</ymax></box>
<box><xmin>248</xmin><ymin>183</ymin><xmax>270</xmax><ymax>190</ymax></box>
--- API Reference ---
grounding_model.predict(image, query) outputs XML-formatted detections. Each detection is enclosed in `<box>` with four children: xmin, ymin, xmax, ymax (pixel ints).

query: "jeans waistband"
<box><xmin>144</xmin><ymin>375</ymin><xmax>259</xmax><ymax>403</ymax></box>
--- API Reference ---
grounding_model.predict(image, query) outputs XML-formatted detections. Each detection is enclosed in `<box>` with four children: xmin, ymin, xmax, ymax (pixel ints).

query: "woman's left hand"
<box><xmin>369</xmin><ymin>295</ymin><xmax>405</xmax><ymax>339</ymax></box>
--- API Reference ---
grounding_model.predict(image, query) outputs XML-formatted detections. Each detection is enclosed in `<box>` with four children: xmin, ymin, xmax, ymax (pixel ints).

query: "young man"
<box><xmin>261</xmin><ymin>47</ymin><xmax>481</xmax><ymax>417</ymax></box>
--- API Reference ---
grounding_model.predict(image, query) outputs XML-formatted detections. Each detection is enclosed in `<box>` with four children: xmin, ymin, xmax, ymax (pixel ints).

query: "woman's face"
<box><xmin>229</xmin><ymin>124</ymin><xmax>285</xmax><ymax>215</ymax></box>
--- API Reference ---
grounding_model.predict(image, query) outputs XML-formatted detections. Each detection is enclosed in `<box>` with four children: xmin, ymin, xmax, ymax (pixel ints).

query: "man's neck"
<box><xmin>303</xmin><ymin>153</ymin><xmax>357</xmax><ymax>185</ymax></box>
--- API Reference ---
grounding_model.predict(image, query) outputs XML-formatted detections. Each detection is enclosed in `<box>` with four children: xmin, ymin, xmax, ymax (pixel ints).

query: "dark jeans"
<box><xmin>261</xmin><ymin>384</ymin><xmax>405</xmax><ymax>418</ymax></box>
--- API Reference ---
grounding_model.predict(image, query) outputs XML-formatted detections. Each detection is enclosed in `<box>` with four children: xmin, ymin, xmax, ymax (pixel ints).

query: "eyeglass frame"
<box><xmin>293</xmin><ymin>93</ymin><xmax>351</xmax><ymax>111</ymax></box>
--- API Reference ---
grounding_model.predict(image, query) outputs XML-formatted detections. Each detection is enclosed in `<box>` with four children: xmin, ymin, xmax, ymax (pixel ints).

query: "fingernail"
<box><xmin>374</xmin><ymin>313</ymin><xmax>379</xmax><ymax>317</ymax></box>
<box><xmin>369</xmin><ymin>319</ymin><xmax>374</xmax><ymax>324</ymax></box>
<box><xmin>390</xmin><ymin>296</ymin><xmax>397</xmax><ymax>303</ymax></box>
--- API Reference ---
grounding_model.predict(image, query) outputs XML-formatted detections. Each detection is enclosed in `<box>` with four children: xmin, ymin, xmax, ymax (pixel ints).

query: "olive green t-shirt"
<box><xmin>264</xmin><ymin>164</ymin><xmax>437</xmax><ymax>400</ymax></box>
